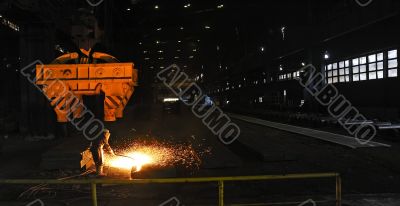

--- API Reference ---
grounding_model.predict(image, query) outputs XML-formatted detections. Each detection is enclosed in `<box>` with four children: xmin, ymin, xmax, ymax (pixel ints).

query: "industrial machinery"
<box><xmin>35</xmin><ymin>48</ymin><xmax>138</xmax><ymax>122</ymax></box>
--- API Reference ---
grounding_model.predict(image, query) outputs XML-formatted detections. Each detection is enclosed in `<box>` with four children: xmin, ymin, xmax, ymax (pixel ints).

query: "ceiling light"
<box><xmin>177</xmin><ymin>49</ymin><xmax>181</xmax><ymax>52</ymax></box>
<box><xmin>279</xmin><ymin>65</ymin><xmax>283</xmax><ymax>71</ymax></box>
<box><xmin>156</xmin><ymin>40</ymin><xmax>160</xmax><ymax>44</ymax></box>
<box><xmin>324</xmin><ymin>51</ymin><xmax>329</xmax><ymax>59</ymax></box>
<box><xmin>158</xmin><ymin>57</ymin><xmax>164</xmax><ymax>60</ymax></box>
<box><xmin>126</xmin><ymin>8</ymin><xmax>131</xmax><ymax>11</ymax></box>
<box><xmin>197</xmin><ymin>39</ymin><xmax>200</xmax><ymax>42</ymax></box>
<box><xmin>205</xmin><ymin>25</ymin><xmax>211</xmax><ymax>29</ymax></box>
<box><xmin>192</xmin><ymin>49</ymin><xmax>197</xmax><ymax>52</ymax></box>
<box><xmin>138</xmin><ymin>42</ymin><xmax>142</xmax><ymax>45</ymax></box>
<box><xmin>301</xmin><ymin>62</ymin><xmax>306</xmax><ymax>66</ymax></box>
<box><xmin>158</xmin><ymin>50</ymin><xmax>163</xmax><ymax>53</ymax></box>
<box><xmin>154</xmin><ymin>5</ymin><xmax>159</xmax><ymax>9</ymax></box>
<box><xmin>184</xmin><ymin>65</ymin><xmax>187</xmax><ymax>68</ymax></box>
<box><xmin>157</xmin><ymin>27</ymin><xmax>162</xmax><ymax>31</ymax></box>
<box><xmin>184</xmin><ymin>3</ymin><xmax>191</xmax><ymax>8</ymax></box>
<box><xmin>174</xmin><ymin>56</ymin><xmax>179</xmax><ymax>59</ymax></box>
<box><xmin>260</xmin><ymin>47</ymin><xmax>265</xmax><ymax>52</ymax></box>
<box><xmin>143</xmin><ymin>50</ymin><xmax>148</xmax><ymax>53</ymax></box>
<box><xmin>177</xmin><ymin>40</ymin><xmax>181</xmax><ymax>43</ymax></box>
<box><xmin>144</xmin><ymin>57</ymin><xmax>150</xmax><ymax>60</ymax></box>
<box><xmin>189</xmin><ymin>56</ymin><xmax>194</xmax><ymax>59</ymax></box>
<box><xmin>217</xmin><ymin>4</ymin><xmax>224</xmax><ymax>8</ymax></box>
<box><xmin>180</xmin><ymin>26</ymin><xmax>184</xmax><ymax>30</ymax></box>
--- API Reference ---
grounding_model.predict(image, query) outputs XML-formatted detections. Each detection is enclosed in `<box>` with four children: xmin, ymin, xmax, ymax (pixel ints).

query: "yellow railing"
<box><xmin>0</xmin><ymin>172</ymin><xmax>341</xmax><ymax>206</ymax></box>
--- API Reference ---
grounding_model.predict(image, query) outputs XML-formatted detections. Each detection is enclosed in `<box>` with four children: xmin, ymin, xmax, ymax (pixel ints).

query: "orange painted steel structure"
<box><xmin>35</xmin><ymin>49</ymin><xmax>138</xmax><ymax>122</ymax></box>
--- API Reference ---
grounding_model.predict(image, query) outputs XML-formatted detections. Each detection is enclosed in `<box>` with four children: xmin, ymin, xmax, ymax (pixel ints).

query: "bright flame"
<box><xmin>107</xmin><ymin>156</ymin><xmax>134</xmax><ymax>170</ymax></box>
<box><xmin>127</xmin><ymin>152</ymin><xmax>153</xmax><ymax>171</ymax></box>
<box><xmin>107</xmin><ymin>152</ymin><xmax>153</xmax><ymax>172</ymax></box>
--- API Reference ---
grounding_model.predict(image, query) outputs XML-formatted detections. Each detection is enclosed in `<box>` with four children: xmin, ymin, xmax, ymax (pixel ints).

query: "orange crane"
<box><xmin>35</xmin><ymin>48</ymin><xmax>138</xmax><ymax>122</ymax></box>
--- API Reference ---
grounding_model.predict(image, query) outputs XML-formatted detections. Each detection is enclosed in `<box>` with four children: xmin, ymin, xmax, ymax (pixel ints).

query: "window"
<box><xmin>368</xmin><ymin>52</ymin><xmax>384</xmax><ymax>80</ymax></box>
<box><xmin>279</xmin><ymin>71</ymin><xmax>300</xmax><ymax>81</ymax></box>
<box><xmin>387</xmin><ymin>49</ymin><xmax>398</xmax><ymax>77</ymax></box>
<box><xmin>326</xmin><ymin>61</ymin><xmax>349</xmax><ymax>83</ymax></box>
<box><xmin>352</xmin><ymin>56</ymin><xmax>367</xmax><ymax>81</ymax></box>
<box><xmin>325</xmin><ymin>49</ymin><xmax>397</xmax><ymax>83</ymax></box>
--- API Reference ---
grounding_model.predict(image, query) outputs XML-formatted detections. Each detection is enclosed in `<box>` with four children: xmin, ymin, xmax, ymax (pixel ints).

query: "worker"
<box><xmin>90</xmin><ymin>129</ymin><xmax>115</xmax><ymax>176</ymax></box>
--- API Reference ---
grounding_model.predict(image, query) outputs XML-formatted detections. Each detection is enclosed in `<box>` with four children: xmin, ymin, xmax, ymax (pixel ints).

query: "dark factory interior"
<box><xmin>0</xmin><ymin>0</ymin><xmax>400</xmax><ymax>205</ymax></box>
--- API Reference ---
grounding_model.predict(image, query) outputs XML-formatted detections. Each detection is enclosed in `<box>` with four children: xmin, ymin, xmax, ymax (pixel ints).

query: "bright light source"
<box><xmin>260</xmin><ymin>47</ymin><xmax>265</xmax><ymax>52</ymax></box>
<box><xmin>126</xmin><ymin>8</ymin><xmax>131</xmax><ymax>11</ymax></box>
<box><xmin>279</xmin><ymin>65</ymin><xmax>283</xmax><ymax>71</ymax></box>
<box><xmin>158</xmin><ymin>50</ymin><xmax>163</xmax><ymax>53</ymax></box>
<box><xmin>177</xmin><ymin>49</ymin><xmax>181</xmax><ymax>52</ymax></box>
<box><xmin>324</xmin><ymin>51</ymin><xmax>329</xmax><ymax>59</ymax></box>
<box><xmin>156</xmin><ymin>40</ymin><xmax>160</xmax><ymax>44</ymax></box>
<box><xmin>144</xmin><ymin>57</ymin><xmax>150</xmax><ymax>60</ymax></box>
<box><xmin>138</xmin><ymin>42</ymin><xmax>142</xmax><ymax>45</ymax></box>
<box><xmin>163</xmin><ymin>98</ymin><xmax>179</xmax><ymax>102</ymax></box>
<box><xmin>180</xmin><ymin>26</ymin><xmax>184</xmax><ymax>30</ymax></box>
<box><xmin>174</xmin><ymin>56</ymin><xmax>179</xmax><ymax>59</ymax></box>
<box><xmin>283</xmin><ymin>90</ymin><xmax>287</xmax><ymax>96</ymax></box>
<box><xmin>143</xmin><ymin>50</ymin><xmax>148</xmax><ymax>53</ymax></box>
<box><xmin>205</xmin><ymin>25</ymin><xmax>211</xmax><ymax>29</ymax></box>
<box><xmin>281</xmin><ymin>26</ymin><xmax>286</xmax><ymax>40</ymax></box>
<box><xmin>158</xmin><ymin>57</ymin><xmax>164</xmax><ymax>60</ymax></box>
<box><xmin>184</xmin><ymin>3</ymin><xmax>191</xmax><ymax>8</ymax></box>
<box><xmin>192</xmin><ymin>49</ymin><xmax>197</xmax><ymax>52</ymax></box>
<box><xmin>217</xmin><ymin>4</ymin><xmax>224</xmax><ymax>8</ymax></box>
<box><xmin>157</xmin><ymin>27</ymin><xmax>162</xmax><ymax>31</ymax></box>
<box><xmin>160</xmin><ymin>66</ymin><xmax>164</xmax><ymax>69</ymax></box>
<box><xmin>154</xmin><ymin>5</ymin><xmax>159</xmax><ymax>9</ymax></box>
<box><xmin>177</xmin><ymin>40</ymin><xmax>181</xmax><ymax>43</ymax></box>
<box><xmin>300</xmin><ymin>99</ymin><xmax>305</xmax><ymax>107</ymax></box>
<box><xmin>189</xmin><ymin>56</ymin><xmax>194</xmax><ymax>59</ymax></box>
<box><xmin>301</xmin><ymin>62</ymin><xmax>306</xmax><ymax>66</ymax></box>
<box><xmin>184</xmin><ymin>65</ymin><xmax>188</xmax><ymax>68</ymax></box>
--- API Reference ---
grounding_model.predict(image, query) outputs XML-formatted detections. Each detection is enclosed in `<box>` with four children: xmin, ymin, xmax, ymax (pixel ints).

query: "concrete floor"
<box><xmin>1</xmin><ymin>103</ymin><xmax>400</xmax><ymax>205</ymax></box>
